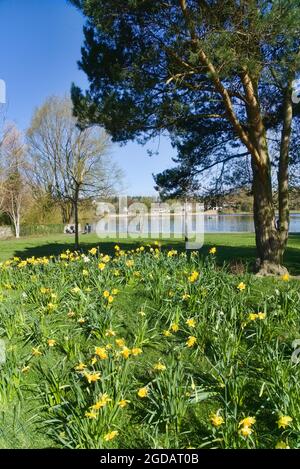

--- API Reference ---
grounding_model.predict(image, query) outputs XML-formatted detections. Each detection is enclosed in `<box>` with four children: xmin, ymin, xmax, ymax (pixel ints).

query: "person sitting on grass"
<box><xmin>66</xmin><ymin>225</ymin><xmax>75</xmax><ymax>234</ymax></box>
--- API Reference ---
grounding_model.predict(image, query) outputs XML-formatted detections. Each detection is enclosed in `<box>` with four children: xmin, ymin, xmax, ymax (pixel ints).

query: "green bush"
<box><xmin>20</xmin><ymin>224</ymin><xmax>64</xmax><ymax>237</ymax></box>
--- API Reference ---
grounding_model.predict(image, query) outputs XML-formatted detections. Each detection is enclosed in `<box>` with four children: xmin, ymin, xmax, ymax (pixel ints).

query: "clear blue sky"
<box><xmin>0</xmin><ymin>0</ymin><xmax>176</xmax><ymax>195</ymax></box>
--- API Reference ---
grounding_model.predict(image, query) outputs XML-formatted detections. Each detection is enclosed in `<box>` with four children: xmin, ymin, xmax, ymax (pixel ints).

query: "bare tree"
<box><xmin>0</xmin><ymin>105</ymin><xmax>8</xmax><ymax>150</ymax></box>
<box><xmin>27</xmin><ymin>96</ymin><xmax>121</xmax><ymax>248</ymax></box>
<box><xmin>0</xmin><ymin>124</ymin><xmax>28</xmax><ymax>238</ymax></box>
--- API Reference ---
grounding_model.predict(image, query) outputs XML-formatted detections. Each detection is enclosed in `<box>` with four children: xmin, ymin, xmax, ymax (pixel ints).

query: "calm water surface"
<box><xmin>204</xmin><ymin>213</ymin><xmax>300</xmax><ymax>233</ymax></box>
<box><xmin>94</xmin><ymin>213</ymin><xmax>300</xmax><ymax>234</ymax></box>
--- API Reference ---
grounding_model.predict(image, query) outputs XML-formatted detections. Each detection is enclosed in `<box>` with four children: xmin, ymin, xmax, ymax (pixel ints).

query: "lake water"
<box><xmin>204</xmin><ymin>213</ymin><xmax>300</xmax><ymax>233</ymax></box>
<box><xmin>94</xmin><ymin>213</ymin><xmax>300</xmax><ymax>235</ymax></box>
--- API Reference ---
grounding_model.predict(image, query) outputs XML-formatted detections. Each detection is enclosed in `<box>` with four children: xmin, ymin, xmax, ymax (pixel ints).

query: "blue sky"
<box><xmin>0</xmin><ymin>0</ymin><xmax>176</xmax><ymax>195</ymax></box>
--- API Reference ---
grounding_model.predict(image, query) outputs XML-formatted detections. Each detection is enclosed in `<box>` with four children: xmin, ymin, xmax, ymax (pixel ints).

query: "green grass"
<box><xmin>0</xmin><ymin>246</ymin><xmax>300</xmax><ymax>449</ymax></box>
<box><xmin>1</xmin><ymin>232</ymin><xmax>300</xmax><ymax>273</ymax></box>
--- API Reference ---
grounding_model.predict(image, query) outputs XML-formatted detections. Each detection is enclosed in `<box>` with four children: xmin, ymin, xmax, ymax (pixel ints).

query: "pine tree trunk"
<box><xmin>252</xmin><ymin>162</ymin><xmax>288</xmax><ymax>275</ymax></box>
<box><xmin>277</xmin><ymin>81</ymin><xmax>293</xmax><ymax>261</ymax></box>
<box><xmin>238</xmin><ymin>71</ymin><xmax>289</xmax><ymax>275</ymax></box>
<box><xmin>252</xmin><ymin>81</ymin><xmax>292</xmax><ymax>275</ymax></box>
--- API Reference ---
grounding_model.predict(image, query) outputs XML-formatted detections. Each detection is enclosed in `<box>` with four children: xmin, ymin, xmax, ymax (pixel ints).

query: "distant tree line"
<box><xmin>0</xmin><ymin>97</ymin><xmax>122</xmax><ymax>246</ymax></box>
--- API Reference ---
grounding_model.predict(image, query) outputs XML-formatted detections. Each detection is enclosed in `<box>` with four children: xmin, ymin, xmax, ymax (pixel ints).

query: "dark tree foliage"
<box><xmin>70</xmin><ymin>0</ymin><xmax>300</xmax><ymax>272</ymax></box>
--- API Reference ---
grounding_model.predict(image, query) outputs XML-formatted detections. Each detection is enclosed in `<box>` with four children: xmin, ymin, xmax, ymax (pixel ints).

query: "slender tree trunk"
<box><xmin>60</xmin><ymin>203</ymin><xmax>68</xmax><ymax>224</ymax></box>
<box><xmin>68</xmin><ymin>202</ymin><xmax>75</xmax><ymax>224</ymax></box>
<box><xmin>12</xmin><ymin>213</ymin><xmax>20</xmax><ymax>238</ymax></box>
<box><xmin>15</xmin><ymin>219</ymin><xmax>20</xmax><ymax>238</ymax></box>
<box><xmin>74</xmin><ymin>197</ymin><xmax>79</xmax><ymax>249</ymax></box>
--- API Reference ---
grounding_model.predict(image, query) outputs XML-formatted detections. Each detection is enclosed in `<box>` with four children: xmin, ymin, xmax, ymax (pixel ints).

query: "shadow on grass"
<box><xmin>13</xmin><ymin>239</ymin><xmax>184</xmax><ymax>259</ymax></box>
<box><xmin>12</xmin><ymin>233</ymin><xmax>300</xmax><ymax>275</ymax></box>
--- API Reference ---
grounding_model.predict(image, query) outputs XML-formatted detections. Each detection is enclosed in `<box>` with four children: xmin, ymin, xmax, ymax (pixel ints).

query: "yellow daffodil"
<box><xmin>95</xmin><ymin>347</ymin><xmax>108</xmax><ymax>360</ymax></box>
<box><xmin>103</xmin><ymin>430</ymin><xmax>118</xmax><ymax>442</ymax></box>
<box><xmin>91</xmin><ymin>393</ymin><xmax>112</xmax><ymax>410</ymax></box>
<box><xmin>282</xmin><ymin>273</ymin><xmax>289</xmax><ymax>281</ymax></box>
<box><xmin>275</xmin><ymin>441</ymin><xmax>290</xmax><ymax>449</ymax></box>
<box><xmin>209</xmin><ymin>247</ymin><xmax>217</xmax><ymax>254</ymax></box>
<box><xmin>182</xmin><ymin>293</ymin><xmax>190</xmax><ymax>300</ymax></box>
<box><xmin>186</xmin><ymin>336</ymin><xmax>197</xmax><ymax>348</ymax></box>
<box><xmin>32</xmin><ymin>347</ymin><xmax>42</xmax><ymax>357</ymax></box>
<box><xmin>188</xmin><ymin>271</ymin><xmax>199</xmax><ymax>283</ymax></box>
<box><xmin>249</xmin><ymin>312</ymin><xmax>266</xmax><ymax>321</ymax></box>
<box><xmin>115</xmin><ymin>338</ymin><xmax>126</xmax><ymax>348</ymax></box>
<box><xmin>170</xmin><ymin>323</ymin><xmax>179</xmax><ymax>332</ymax></box>
<box><xmin>210</xmin><ymin>414</ymin><xmax>224</xmax><ymax>427</ymax></box>
<box><xmin>47</xmin><ymin>339</ymin><xmax>56</xmax><ymax>347</ymax></box>
<box><xmin>239</xmin><ymin>426</ymin><xmax>253</xmax><ymax>437</ymax></box>
<box><xmin>85</xmin><ymin>410</ymin><xmax>98</xmax><ymax>419</ymax></box>
<box><xmin>131</xmin><ymin>347</ymin><xmax>142</xmax><ymax>356</ymax></box>
<box><xmin>186</xmin><ymin>318</ymin><xmax>196</xmax><ymax>328</ymax></box>
<box><xmin>75</xmin><ymin>362</ymin><xmax>87</xmax><ymax>371</ymax></box>
<box><xmin>248</xmin><ymin>313</ymin><xmax>258</xmax><ymax>321</ymax></box>
<box><xmin>153</xmin><ymin>362</ymin><xmax>166</xmax><ymax>372</ymax></box>
<box><xmin>118</xmin><ymin>399</ymin><xmax>130</xmax><ymax>408</ymax></box>
<box><xmin>277</xmin><ymin>415</ymin><xmax>292</xmax><ymax>429</ymax></box>
<box><xmin>237</xmin><ymin>282</ymin><xmax>246</xmax><ymax>291</ymax></box>
<box><xmin>239</xmin><ymin>416</ymin><xmax>256</xmax><ymax>427</ymax></box>
<box><xmin>84</xmin><ymin>372</ymin><xmax>101</xmax><ymax>384</ymax></box>
<box><xmin>98</xmin><ymin>263</ymin><xmax>106</xmax><ymax>271</ymax></box>
<box><xmin>120</xmin><ymin>347</ymin><xmax>131</xmax><ymax>359</ymax></box>
<box><xmin>137</xmin><ymin>387</ymin><xmax>148</xmax><ymax>398</ymax></box>
<box><xmin>257</xmin><ymin>312</ymin><xmax>266</xmax><ymax>320</ymax></box>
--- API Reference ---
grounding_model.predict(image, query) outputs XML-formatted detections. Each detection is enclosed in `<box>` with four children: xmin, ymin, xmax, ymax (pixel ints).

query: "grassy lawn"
<box><xmin>0</xmin><ymin>244</ymin><xmax>300</xmax><ymax>448</ymax></box>
<box><xmin>1</xmin><ymin>232</ymin><xmax>300</xmax><ymax>274</ymax></box>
